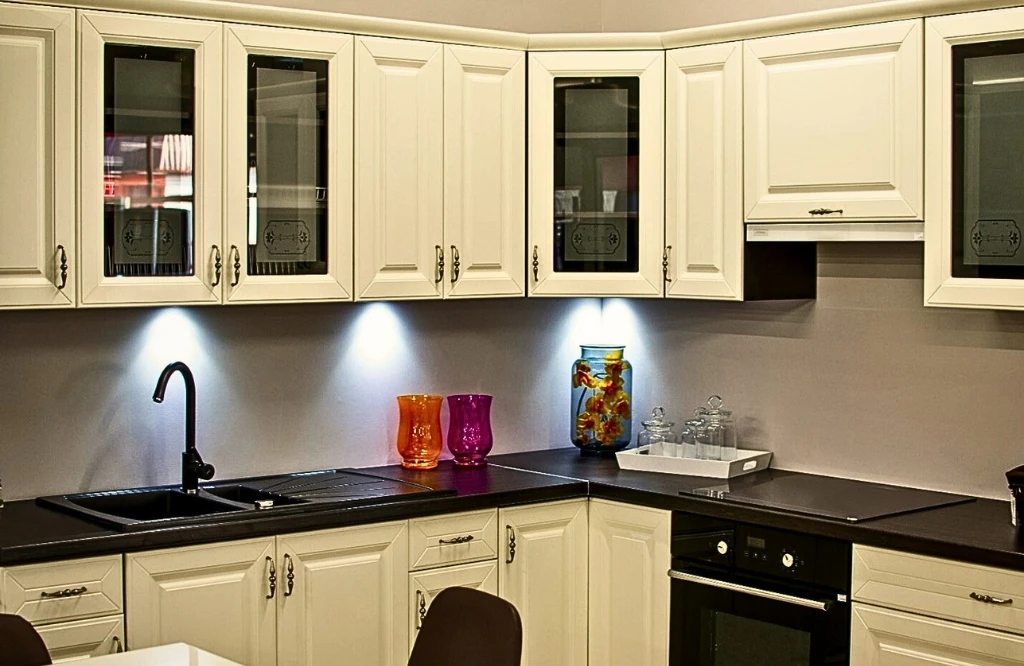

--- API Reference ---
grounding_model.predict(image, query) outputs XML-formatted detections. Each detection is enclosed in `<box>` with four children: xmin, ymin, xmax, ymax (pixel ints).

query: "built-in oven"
<box><xmin>668</xmin><ymin>513</ymin><xmax>852</xmax><ymax>666</ymax></box>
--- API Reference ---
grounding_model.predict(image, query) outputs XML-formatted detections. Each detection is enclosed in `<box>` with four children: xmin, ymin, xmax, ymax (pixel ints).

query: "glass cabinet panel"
<box><xmin>104</xmin><ymin>45</ymin><xmax>195</xmax><ymax>277</ymax></box>
<box><xmin>247</xmin><ymin>56</ymin><xmax>328</xmax><ymax>276</ymax></box>
<box><xmin>553</xmin><ymin>77</ymin><xmax>639</xmax><ymax>273</ymax></box>
<box><xmin>953</xmin><ymin>40</ymin><xmax>1024</xmax><ymax>279</ymax></box>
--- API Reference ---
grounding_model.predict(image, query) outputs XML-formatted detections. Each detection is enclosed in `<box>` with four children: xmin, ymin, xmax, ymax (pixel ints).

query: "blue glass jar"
<box><xmin>571</xmin><ymin>345</ymin><xmax>632</xmax><ymax>453</ymax></box>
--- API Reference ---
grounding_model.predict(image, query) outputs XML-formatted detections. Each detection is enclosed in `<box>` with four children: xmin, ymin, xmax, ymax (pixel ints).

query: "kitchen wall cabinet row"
<box><xmin>0</xmin><ymin>4</ymin><xmax>525</xmax><ymax>310</ymax></box>
<box><xmin>16</xmin><ymin>2</ymin><xmax>1024</xmax><ymax>310</ymax></box>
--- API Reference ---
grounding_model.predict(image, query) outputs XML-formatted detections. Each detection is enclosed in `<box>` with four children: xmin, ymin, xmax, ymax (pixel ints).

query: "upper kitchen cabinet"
<box><xmin>743</xmin><ymin>20</ymin><xmax>923</xmax><ymax>222</ymax></box>
<box><xmin>528</xmin><ymin>51</ymin><xmax>664</xmax><ymax>297</ymax></box>
<box><xmin>78</xmin><ymin>11</ymin><xmax>223</xmax><ymax>307</ymax></box>
<box><xmin>0</xmin><ymin>3</ymin><xmax>75</xmax><ymax>308</ymax></box>
<box><xmin>665</xmin><ymin>42</ymin><xmax>744</xmax><ymax>300</ymax></box>
<box><xmin>924</xmin><ymin>7</ymin><xmax>1024</xmax><ymax>310</ymax></box>
<box><xmin>224</xmin><ymin>25</ymin><xmax>353</xmax><ymax>304</ymax></box>
<box><xmin>443</xmin><ymin>45</ymin><xmax>525</xmax><ymax>299</ymax></box>
<box><xmin>354</xmin><ymin>36</ymin><xmax>443</xmax><ymax>301</ymax></box>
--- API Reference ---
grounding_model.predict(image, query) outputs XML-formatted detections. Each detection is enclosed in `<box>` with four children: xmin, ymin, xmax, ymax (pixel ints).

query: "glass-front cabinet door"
<box><xmin>528</xmin><ymin>51</ymin><xmax>664</xmax><ymax>297</ymax></box>
<box><xmin>925</xmin><ymin>7</ymin><xmax>1024</xmax><ymax>310</ymax></box>
<box><xmin>224</xmin><ymin>25</ymin><xmax>352</xmax><ymax>303</ymax></box>
<box><xmin>79</xmin><ymin>11</ymin><xmax>222</xmax><ymax>306</ymax></box>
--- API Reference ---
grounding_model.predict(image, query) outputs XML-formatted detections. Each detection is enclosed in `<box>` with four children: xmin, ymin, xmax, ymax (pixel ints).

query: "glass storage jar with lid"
<box><xmin>695</xmin><ymin>395</ymin><xmax>737</xmax><ymax>461</ymax></box>
<box><xmin>637</xmin><ymin>407</ymin><xmax>678</xmax><ymax>457</ymax></box>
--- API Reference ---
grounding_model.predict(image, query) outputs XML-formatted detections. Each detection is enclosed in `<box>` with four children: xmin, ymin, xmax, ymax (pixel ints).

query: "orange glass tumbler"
<box><xmin>396</xmin><ymin>394</ymin><xmax>444</xmax><ymax>469</ymax></box>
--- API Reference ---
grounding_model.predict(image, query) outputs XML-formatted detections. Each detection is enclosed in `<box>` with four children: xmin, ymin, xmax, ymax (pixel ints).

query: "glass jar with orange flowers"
<box><xmin>571</xmin><ymin>345</ymin><xmax>632</xmax><ymax>453</ymax></box>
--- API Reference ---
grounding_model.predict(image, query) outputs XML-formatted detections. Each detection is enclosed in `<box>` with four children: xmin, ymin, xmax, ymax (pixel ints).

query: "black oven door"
<box><xmin>669</xmin><ymin>565</ymin><xmax>850</xmax><ymax>666</ymax></box>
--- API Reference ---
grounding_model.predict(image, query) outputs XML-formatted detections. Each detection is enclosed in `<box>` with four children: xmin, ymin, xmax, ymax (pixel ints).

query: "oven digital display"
<box><xmin>747</xmin><ymin>536</ymin><xmax>766</xmax><ymax>549</ymax></box>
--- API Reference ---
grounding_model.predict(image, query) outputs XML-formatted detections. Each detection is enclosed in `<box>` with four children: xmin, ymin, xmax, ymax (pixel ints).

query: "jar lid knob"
<box><xmin>707</xmin><ymin>395</ymin><xmax>724</xmax><ymax>410</ymax></box>
<box><xmin>651</xmin><ymin>406</ymin><xmax>665</xmax><ymax>420</ymax></box>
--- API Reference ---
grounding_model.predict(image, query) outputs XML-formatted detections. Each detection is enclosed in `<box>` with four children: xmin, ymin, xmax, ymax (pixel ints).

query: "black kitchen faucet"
<box><xmin>153</xmin><ymin>361</ymin><xmax>215</xmax><ymax>494</ymax></box>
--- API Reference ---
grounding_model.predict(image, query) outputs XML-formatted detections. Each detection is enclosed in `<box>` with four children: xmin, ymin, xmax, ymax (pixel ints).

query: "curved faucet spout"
<box><xmin>153</xmin><ymin>361</ymin><xmax>214</xmax><ymax>493</ymax></box>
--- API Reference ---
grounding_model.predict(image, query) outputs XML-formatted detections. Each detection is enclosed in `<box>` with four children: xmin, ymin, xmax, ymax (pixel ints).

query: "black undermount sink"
<box><xmin>37</xmin><ymin>470</ymin><xmax>457</xmax><ymax>532</ymax></box>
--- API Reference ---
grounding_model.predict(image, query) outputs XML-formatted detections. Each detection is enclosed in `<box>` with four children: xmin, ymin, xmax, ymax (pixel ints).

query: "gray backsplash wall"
<box><xmin>1</xmin><ymin>243</ymin><xmax>1022</xmax><ymax>501</ymax></box>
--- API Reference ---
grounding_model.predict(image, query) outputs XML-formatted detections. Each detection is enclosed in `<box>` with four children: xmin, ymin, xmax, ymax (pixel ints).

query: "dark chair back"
<box><xmin>0</xmin><ymin>613</ymin><xmax>52</xmax><ymax>666</ymax></box>
<box><xmin>407</xmin><ymin>586</ymin><xmax>522</xmax><ymax>666</ymax></box>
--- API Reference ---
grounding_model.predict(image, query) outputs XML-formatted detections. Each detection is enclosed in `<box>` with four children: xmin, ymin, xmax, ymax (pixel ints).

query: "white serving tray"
<box><xmin>616</xmin><ymin>447</ymin><xmax>773</xmax><ymax>479</ymax></box>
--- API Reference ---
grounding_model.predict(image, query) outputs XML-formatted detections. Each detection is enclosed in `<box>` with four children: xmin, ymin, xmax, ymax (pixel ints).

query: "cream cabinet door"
<box><xmin>224</xmin><ymin>25</ymin><xmax>353</xmax><ymax>304</ymax></box>
<box><xmin>851</xmin><ymin>603</ymin><xmax>1024</xmax><ymax>665</ymax></box>
<box><xmin>443</xmin><ymin>45</ymin><xmax>525</xmax><ymax>299</ymax></box>
<box><xmin>36</xmin><ymin>615</ymin><xmax>125</xmax><ymax>662</ymax></box>
<box><xmin>125</xmin><ymin>538</ymin><xmax>276</xmax><ymax>665</ymax></box>
<box><xmin>588</xmin><ymin>500</ymin><xmax>670</xmax><ymax>666</ymax></box>
<box><xmin>499</xmin><ymin>500</ymin><xmax>588</xmax><ymax>666</ymax></box>
<box><xmin>408</xmin><ymin>560</ymin><xmax>498</xmax><ymax>653</ymax></box>
<box><xmin>666</xmin><ymin>42</ymin><xmax>743</xmax><ymax>300</ymax></box>
<box><xmin>276</xmin><ymin>521</ymin><xmax>408</xmax><ymax>666</ymax></box>
<box><xmin>924</xmin><ymin>8</ymin><xmax>1024</xmax><ymax>310</ymax></box>
<box><xmin>0</xmin><ymin>3</ymin><xmax>75</xmax><ymax>308</ymax></box>
<box><xmin>528</xmin><ymin>51</ymin><xmax>665</xmax><ymax>297</ymax></box>
<box><xmin>78</xmin><ymin>11</ymin><xmax>223</xmax><ymax>307</ymax></box>
<box><xmin>354</xmin><ymin>36</ymin><xmax>443</xmax><ymax>300</ymax></box>
<box><xmin>744</xmin><ymin>20</ymin><xmax>923</xmax><ymax>222</ymax></box>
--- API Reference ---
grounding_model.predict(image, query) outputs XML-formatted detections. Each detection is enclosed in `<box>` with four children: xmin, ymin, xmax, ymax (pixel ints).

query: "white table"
<box><xmin>85</xmin><ymin>644</ymin><xmax>243</xmax><ymax>666</ymax></box>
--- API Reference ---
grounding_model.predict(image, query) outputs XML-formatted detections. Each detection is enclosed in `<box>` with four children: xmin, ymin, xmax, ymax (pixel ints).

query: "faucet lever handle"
<box><xmin>198</xmin><ymin>463</ymin><xmax>215</xmax><ymax>481</ymax></box>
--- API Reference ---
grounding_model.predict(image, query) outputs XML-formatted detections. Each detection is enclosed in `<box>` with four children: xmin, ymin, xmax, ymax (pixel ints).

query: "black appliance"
<box><xmin>669</xmin><ymin>512</ymin><xmax>852</xmax><ymax>666</ymax></box>
<box><xmin>682</xmin><ymin>470</ymin><xmax>974</xmax><ymax>522</ymax></box>
<box><xmin>1009</xmin><ymin>464</ymin><xmax>1024</xmax><ymax>527</ymax></box>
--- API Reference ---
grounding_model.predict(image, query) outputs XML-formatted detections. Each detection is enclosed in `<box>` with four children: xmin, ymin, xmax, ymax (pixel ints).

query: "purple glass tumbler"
<box><xmin>446</xmin><ymin>394</ymin><xmax>494</xmax><ymax>467</ymax></box>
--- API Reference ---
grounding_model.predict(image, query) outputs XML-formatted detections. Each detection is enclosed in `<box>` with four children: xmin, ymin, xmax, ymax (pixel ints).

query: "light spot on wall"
<box><xmin>351</xmin><ymin>302</ymin><xmax>407</xmax><ymax>367</ymax></box>
<box><xmin>136</xmin><ymin>307</ymin><xmax>207</xmax><ymax>377</ymax></box>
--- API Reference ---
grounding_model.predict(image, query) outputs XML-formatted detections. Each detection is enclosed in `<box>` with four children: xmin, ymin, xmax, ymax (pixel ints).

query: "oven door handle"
<box><xmin>668</xmin><ymin>569</ymin><xmax>835</xmax><ymax>612</ymax></box>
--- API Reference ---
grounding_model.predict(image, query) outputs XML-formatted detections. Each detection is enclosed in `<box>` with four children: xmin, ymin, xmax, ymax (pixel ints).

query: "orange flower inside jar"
<box><xmin>570</xmin><ymin>345</ymin><xmax>632</xmax><ymax>454</ymax></box>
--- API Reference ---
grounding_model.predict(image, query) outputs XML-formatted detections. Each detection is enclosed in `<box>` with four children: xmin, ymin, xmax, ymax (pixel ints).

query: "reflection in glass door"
<box><xmin>953</xmin><ymin>40</ymin><xmax>1024</xmax><ymax>279</ymax></box>
<box><xmin>104</xmin><ymin>45</ymin><xmax>195</xmax><ymax>277</ymax></box>
<box><xmin>553</xmin><ymin>77</ymin><xmax>640</xmax><ymax>273</ymax></box>
<box><xmin>247</xmin><ymin>56</ymin><xmax>328</xmax><ymax>277</ymax></box>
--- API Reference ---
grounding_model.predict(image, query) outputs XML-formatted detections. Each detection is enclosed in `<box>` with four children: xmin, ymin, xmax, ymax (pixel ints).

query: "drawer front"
<box><xmin>36</xmin><ymin>615</ymin><xmax>124</xmax><ymax>662</ymax></box>
<box><xmin>409</xmin><ymin>509</ymin><xmax>498</xmax><ymax>570</ymax></box>
<box><xmin>2</xmin><ymin>555</ymin><xmax>123</xmax><ymax>624</ymax></box>
<box><xmin>853</xmin><ymin>545</ymin><xmax>1024</xmax><ymax>636</ymax></box>
<box><xmin>409</xmin><ymin>560</ymin><xmax>498</xmax><ymax>652</ymax></box>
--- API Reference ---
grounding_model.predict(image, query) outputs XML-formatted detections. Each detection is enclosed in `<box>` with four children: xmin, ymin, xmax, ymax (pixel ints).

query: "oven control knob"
<box><xmin>716</xmin><ymin>541</ymin><xmax>729</xmax><ymax>555</ymax></box>
<box><xmin>782</xmin><ymin>553</ymin><xmax>795</xmax><ymax>568</ymax></box>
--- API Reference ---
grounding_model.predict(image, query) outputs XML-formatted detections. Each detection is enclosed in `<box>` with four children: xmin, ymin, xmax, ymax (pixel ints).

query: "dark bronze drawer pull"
<box><xmin>41</xmin><ymin>586</ymin><xmax>87</xmax><ymax>599</ymax></box>
<box><xmin>809</xmin><ymin>208</ymin><xmax>843</xmax><ymax>216</ymax></box>
<box><xmin>970</xmin><ymin>592</ymin><xmax>1013</xmax><ymax>605</ymax></box>
<box><xmin>438</xmin><ymin>535</ymin><xmax>475</xmax><ymax>545</ymax></box>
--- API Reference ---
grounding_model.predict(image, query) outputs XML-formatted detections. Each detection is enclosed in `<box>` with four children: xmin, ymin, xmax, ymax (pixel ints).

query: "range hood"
<box><xmin>746</xmin><ymin>221</ymin><xmax>924</xmax><ymax>242</ymax></box>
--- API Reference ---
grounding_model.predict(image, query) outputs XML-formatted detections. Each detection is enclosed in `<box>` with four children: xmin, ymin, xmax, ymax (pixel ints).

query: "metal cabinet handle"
<box><xmin>266</xmin><ymin>556</ymin><xmax>277</xmax><ymax>599</ymax></box>
<box><xmin>112</xmin><ymin>636</ymin><xmax>123</xmax><ymax>654</ymax></box>
<box><xmin>438</xmin><ymin>535</ymin><xmax>474</xmax><ymax>545</ymax></box>
<box><xmin>435</xmin><ymin>245</ymin><xmax>445</xmax><ymax>284</ymax></box>
<box><xmin>971</xmin><ymin>592</ymin><xmax>1013</xmax><ymax>605</ymax></box>
<box><xmin>211</xmin><ymin>245</ymin><xmax>222</xmax><ymax>287</ymax></box>
<box><xmin>809</xmin><ymin>208</ymin><xmax>843</xmax><ymax>216</ymax></box>
<box><xmin>284</xmin><ymin>553</ymin><xmax>295</xmax><ymax>597</ymax></box>
<box><xmin>415</xmin><ymin>589</ymin><xmax>427</xmax><ymax>630</ymax></box>
<box><xmin>450</xmin><ymin>245</ymin><xmax>460</xmax><ymax>283</ymax></box>
<box><xmin>663</xmin><ymin>245</ymin><xmax>672</xmax><ymax>283</ymax></box>
<box><xmin>41</xmin><ymin>586</ymin><xmax>87</xmax><ymax>599</ymax></box>
<box><xmin>55</xmin><ymin>245</ymin><xmax>68</xmax><ymax>290</ymax></box>
<box><xmin>669</xmin><ymin>570</ymin><xmax>833</xmax><ymax>611</ymax></box>
<box><xmin>531</xmin><ymin>246</ymin><xmax>539</xmax><ymax>282</ymax></box>
<box><xmin>231</xmin><ymin>245</ymin><xmax>241</xmax><ymax>287</ymax></box>
<box><xmin>506</xmin><ymin>525</ymin><xmax>516</xmax><ymax>564</ymax></box>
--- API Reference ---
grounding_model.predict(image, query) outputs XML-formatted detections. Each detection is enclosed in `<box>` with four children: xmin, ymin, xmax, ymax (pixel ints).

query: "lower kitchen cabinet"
<box><xmin>126</xmin><ymin>537</ymin><xmax>277</xmax><ymax>665</ymax></box>
<box><xmin>851</xmin><ymin>603</ymin><xmax>1024</xmax><ymax>664</ymax></box>
<box><xmin>276</xmin><ymin>521</ymin><xmax>408</xmax><ymax>666</ymax></box>
<box><xmin>408</xmin><ymin>560</ymin><xmax>498</xmax><ymax>651</ymax></box>
<box><xmin>588</xmin><ymin>500</ymin><xmax>671</xmax><ymax>666</ymax></box>
<box><xmin>499</xmin><ymin>499</ymin><xmax>588</xmax><ymax>666</ymax></box>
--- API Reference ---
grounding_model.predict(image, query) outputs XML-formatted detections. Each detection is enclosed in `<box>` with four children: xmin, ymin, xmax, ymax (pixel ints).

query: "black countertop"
<box><xmin>1</xmin><ymin>448</ymin><xmax>1022</xmax><ymax>572</ymax></box>
<box><xmin>491</xmin><ymin>449</ymin><xmax>1024</xmax><ymax>572</ymax></box>
<box><xmin>0</xmin><ymin>462</ymin><xmax>586</xmax><ymax>565</ymax></box>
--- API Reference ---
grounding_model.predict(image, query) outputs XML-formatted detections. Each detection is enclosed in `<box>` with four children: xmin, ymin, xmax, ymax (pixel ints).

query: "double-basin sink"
<box><xmin>38</xmin><ymin>470</ymin><xmax>454</xmax><ymax>532</ymax></box>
